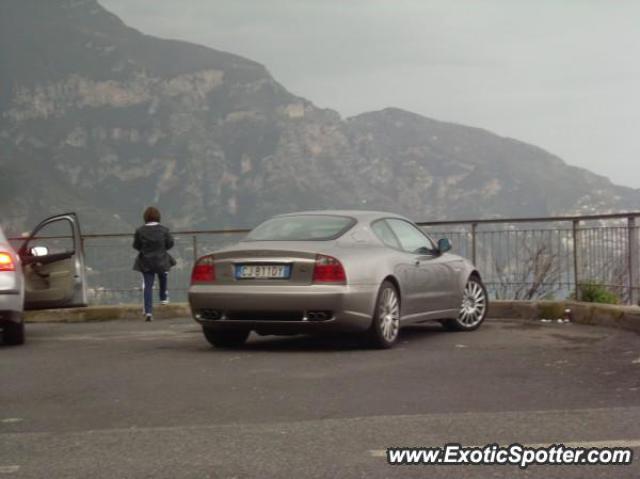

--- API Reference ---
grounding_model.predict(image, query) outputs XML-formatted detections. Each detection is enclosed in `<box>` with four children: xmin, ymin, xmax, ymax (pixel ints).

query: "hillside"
<box><xmin>1</xmin><ymin>0</ymin><xmax>639</xmax><ymax>235</ymax></box>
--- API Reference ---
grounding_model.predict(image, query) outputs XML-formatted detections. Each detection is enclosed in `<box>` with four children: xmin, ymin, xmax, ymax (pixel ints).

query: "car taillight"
<box><xmin>0</xmin><ymin>252</ymin><xmax>15</xmax><ymax>272</ymax></box>
<box><xmin>191</xmin><ymin>255</ymin><xmax>215</xmax><ymax>283</ymax></box>
<box><xmin>312</xmin><ymin>254</ymin><xmax>346</xmax><ymax>283</ymax></box>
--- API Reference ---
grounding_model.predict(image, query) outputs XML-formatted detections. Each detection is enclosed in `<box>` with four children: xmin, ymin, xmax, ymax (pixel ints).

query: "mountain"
<box><xmin>1</xmin><ymin>0</ymin><xmax>639</xmax><ymax>236</ymax></box>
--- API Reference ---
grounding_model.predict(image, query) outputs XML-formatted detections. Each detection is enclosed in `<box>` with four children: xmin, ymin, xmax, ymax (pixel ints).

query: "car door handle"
<box><xmin>415</xmin><ymin>260</ymin><xmax>420</xmax><ymax>266</ymax></box>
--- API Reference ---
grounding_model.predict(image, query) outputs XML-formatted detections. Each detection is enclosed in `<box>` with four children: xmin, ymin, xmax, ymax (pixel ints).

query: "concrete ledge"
<box><xmin>24</xmin><ymin>300</ymin><xmax>640</xmax><ymax>333</ymax></box>
<box><xmin>24</xmin><ymin>303</ymin><xmax>191</xmax><ymax>323</ymax></box>
<box><xmin>489</xmin><ymin>300</ymin><xmax>640</xmax><ymax>334</ymax></box>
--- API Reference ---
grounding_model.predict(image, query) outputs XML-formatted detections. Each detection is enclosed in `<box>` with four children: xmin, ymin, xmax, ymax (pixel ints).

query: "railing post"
<box><xmin>627</xmin><ymin>216</ymin><xmax>639</xmax><ymax>305</ymax></box>
<box><xmin>471</xmin><ymin>223</ymin><xmax>477</xmax><ymax>265</ymax></box>
<box><xmin>572</xmin><ymin>220</ymin><xmax>580</xmax><ymax>301</ymax></box>
<box><xmin>192</xmin><ymin>235</ymin><xmax>198</xmax><ymax>262</ymax></box>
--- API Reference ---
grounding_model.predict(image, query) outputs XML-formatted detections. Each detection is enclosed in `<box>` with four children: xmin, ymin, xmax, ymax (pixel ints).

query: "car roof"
<box><xmin>275</xmin><ymin>210</ymin><xmax>413</xmax><ymax>223</ymax></box>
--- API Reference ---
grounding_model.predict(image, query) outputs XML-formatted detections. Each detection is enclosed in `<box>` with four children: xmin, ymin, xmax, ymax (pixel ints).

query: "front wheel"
<box><xmin>442</xmin><ymin>277</ymin><xmax>488</xmax><ymax>332</ymax></box>
<box><xmin>202</xmin><ymin>328</ymin><xmax>250</xmax><ymax>348</ymax></box>
<box><xmin>365</xmin><ymin>280</ymin><xmax>401</xmax><ymax>349</ymax></box>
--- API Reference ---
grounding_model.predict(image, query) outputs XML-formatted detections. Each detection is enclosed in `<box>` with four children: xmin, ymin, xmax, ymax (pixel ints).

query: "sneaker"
<box><xmin>160</xmin><ymin>299</ymin><xmax>169</xmax><ymax>305</ymax></box>
<box><xmin>145</xmin><ymin>314</ymin><xmax>153</xmax><ymax>322</ymax></box>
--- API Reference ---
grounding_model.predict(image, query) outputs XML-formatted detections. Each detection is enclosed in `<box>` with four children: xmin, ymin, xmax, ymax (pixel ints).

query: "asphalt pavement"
<box><xmin>1</xmin><ymin>317</ymin><xmax>639</xmax><ymax>478</ymax></box>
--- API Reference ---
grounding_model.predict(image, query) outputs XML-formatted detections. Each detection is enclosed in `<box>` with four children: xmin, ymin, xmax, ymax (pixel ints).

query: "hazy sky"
<box><xmin>100</xmin><ymin>0</ymin><xmax>640</xmax><ymax>188</ymax></box>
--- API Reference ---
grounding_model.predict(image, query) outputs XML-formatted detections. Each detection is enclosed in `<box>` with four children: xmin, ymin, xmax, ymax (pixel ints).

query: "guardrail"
<box><xmin>9</xmin><ymin>211</ymin><xmax>640</xmax><ymax>305</ymax></box>
<box><xmin>418</xmin><ymin>212</ymin><xmax>640</xmax><ymax>305</ymax></box>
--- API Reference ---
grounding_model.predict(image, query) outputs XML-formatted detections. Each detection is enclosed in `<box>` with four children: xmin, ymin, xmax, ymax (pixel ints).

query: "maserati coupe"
<box><xmin>188</xmin><ymin>210</ymin><xmax>487</xmax><ymax>348</ymax></box>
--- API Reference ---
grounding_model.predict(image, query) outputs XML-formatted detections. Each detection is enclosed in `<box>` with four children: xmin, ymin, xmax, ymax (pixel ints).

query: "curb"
<box><xmin>488</xmin><ymin>300</ymin><xmax>640</xmax><ymax>334</ymax></box>
<box><xmin>24</xmin><ymin>303</ymin><xmax>191</xmax><ymax>323</ymax></box>
<box><xmin>24</xmin><ymin>300</ymin><xmax>640</xmax><ymax>334</ymax></box>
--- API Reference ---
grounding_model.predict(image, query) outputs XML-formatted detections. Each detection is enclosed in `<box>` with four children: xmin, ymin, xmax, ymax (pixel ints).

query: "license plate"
<box><xmin>235</xmin><ymin>264</ymin><xmax>291</xmax><ymax>280</ymax></box>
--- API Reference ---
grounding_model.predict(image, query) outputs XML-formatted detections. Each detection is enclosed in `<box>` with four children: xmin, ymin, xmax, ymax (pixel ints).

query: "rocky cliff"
<box><xmin>1</xmin><ymin>0</ymin><xmax>638</xmax><ymax>235</ymax></box>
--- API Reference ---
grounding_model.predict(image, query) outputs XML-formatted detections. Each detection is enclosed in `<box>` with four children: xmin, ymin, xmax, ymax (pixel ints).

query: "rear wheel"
<box><xmin>202</xmin><ymin>327</ymin><xmax>250</xmax><ymax>348</ymax></box>
<box><xmin>442</xmin><ymin>276</ymin><xmax>488</xmax><ymax>332</ymax></box>
<box><xmin>366</xmin><ymin>280</ymin><xmax>401</xmax><ymax>349</ymax></box>
<box><xmin>3</xmin><ymin>318</ymin><xmax>25</xmax><ymax>346</ymax></box>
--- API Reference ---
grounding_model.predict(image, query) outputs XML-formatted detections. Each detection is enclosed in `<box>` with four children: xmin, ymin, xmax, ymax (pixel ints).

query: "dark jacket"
<box><xmin>133</xmin><ymin>223</ymin><xmax>175</xmax><ymax>273</ymax></box>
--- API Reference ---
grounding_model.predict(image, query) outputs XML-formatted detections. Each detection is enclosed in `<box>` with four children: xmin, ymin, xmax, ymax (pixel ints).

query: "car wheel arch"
<box><xmin>368</xmin><ymin>275</ymin><xmax>402</xmax><ymax>323</ymax></box>
<box><xmin>469</xmin><ymin>270</ymin><xmax>482</xmax><ymax>282</ymax></box>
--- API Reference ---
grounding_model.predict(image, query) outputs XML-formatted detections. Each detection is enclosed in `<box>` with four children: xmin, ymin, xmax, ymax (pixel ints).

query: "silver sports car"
<box><xmin>188</xmin><ymin>210</ymin><xmax>487</xmax><ymax>348</ymax></box>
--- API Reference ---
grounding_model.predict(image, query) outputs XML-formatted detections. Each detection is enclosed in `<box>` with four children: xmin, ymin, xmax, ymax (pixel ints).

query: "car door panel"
<box><xmin>415</xmin><ymin>254</ymin><xmax>448</xmax><ymax>311</ymax></box>
<box><xmin>19</xmin><ymin>213</ymin><xmax>87</xmax><ymax>310</ymax></box>
<box><xmin>382</xmin><ymin>218</ymin><xmax>461</xmax><ymax>318</ymax></box>
<box><xmin>417</xmin><ymin>253</ymin><xmax>461</xmax><ymax>312</ymax></box>
<box><xmin>381</xmin><ymin>219</ymin><xmax>436</xmax><ymax>317</ymax></box>
<box><xmin>371</xmin><ymin>220</ymin><xmax>422</xmax><ymax>317</ymax></box>
<box><xmin>393</xmin><ymin>253</ymin><xmax>424</xmax><ymax>316</ymax></box>
<box><xmin>23</xmin><ymin>258</ymin><xmax>75</xmax><ymax>305</ymax></box>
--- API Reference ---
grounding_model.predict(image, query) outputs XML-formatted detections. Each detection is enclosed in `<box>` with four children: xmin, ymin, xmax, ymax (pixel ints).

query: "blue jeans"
<box><xmin>142</xmin><ymin>271</ymin><xmax>168</xmax><ymax>315</ymax></box>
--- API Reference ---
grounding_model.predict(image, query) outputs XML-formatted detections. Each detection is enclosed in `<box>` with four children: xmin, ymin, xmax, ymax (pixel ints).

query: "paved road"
<box><xmin>1</xmin><ymin>317</ymin><xmax>639</xmax><ymax>478</ymax></box>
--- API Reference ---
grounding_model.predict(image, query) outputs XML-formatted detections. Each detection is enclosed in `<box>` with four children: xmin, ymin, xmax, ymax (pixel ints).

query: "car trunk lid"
<box><xmin>212</xmin><ymin>242</ymin><xmax>335</xmax><ymax>285</ymax></box>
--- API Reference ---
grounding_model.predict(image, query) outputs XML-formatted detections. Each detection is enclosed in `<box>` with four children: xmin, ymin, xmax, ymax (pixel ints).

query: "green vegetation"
<box><xmin>578</xmin><ymin>282</ymin><xmax>620</xmax><ymax>304</ymax></box>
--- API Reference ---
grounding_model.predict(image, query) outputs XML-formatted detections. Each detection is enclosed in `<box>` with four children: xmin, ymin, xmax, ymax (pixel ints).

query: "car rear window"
<box><xmin>245</xmin><ymin>215</ymin><xmax>356</xmax><ymax>241</ymax></box>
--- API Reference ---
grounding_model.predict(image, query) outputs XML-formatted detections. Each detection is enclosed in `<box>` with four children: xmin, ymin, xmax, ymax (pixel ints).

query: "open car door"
<box><xmin>18</xmin><ymin>213</ymin><xmax>87</xmax><ymax>310</ymax></box>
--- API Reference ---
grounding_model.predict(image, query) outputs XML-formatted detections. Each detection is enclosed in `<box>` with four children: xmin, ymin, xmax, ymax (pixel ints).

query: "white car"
<box><xmin>0</xmin><ymin>213</ymin><xmax>87</xmax><ymax>345</ymax></box>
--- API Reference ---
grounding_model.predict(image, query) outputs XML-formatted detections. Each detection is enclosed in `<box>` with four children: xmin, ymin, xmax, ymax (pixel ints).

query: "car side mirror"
<box><xmin>437</xmin><ymin>238</ymin><xmax>451</xmax><ymax>254</ymax></box>
<box><xmin>30</xmin><ymin>246</ymin><xmax>49</xmax><ymax>257</ymax></box>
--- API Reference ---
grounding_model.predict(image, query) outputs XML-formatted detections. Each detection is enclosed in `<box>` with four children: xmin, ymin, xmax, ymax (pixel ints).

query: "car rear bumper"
<box><xmin>0</xmin><ymin>290</ymin><xmax>23</xmax><ymax>324</ymax></box>
<box><xmin>188</xmin><ymin>283</ymin><xmax>378</xmax><ymax>333</ymax></box>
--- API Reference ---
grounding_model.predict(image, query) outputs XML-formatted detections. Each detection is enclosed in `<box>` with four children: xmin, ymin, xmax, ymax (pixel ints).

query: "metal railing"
<box><xmin>9</xmin><ymin>211</ymin><xmax>640</xmax><ymax>305</ymax></box>
<box><xmin>81</xmin><ymin>230</ymin><xmax>249</xmax><ymax>305</ymax></box>
<box><xmin>417</xmin><ymin>212</ymin><xmax>640</xmax><ymax>305</ymax></box>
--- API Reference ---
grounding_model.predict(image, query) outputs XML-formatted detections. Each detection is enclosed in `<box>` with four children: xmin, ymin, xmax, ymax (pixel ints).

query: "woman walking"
<box><xmin>133</xmin><ymin>207</ymin><xmax>175</xmax><ymax>321</ymax></box>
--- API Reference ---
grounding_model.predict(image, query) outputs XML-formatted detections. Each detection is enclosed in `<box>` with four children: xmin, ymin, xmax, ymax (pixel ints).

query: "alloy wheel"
<box><xmin>378</xmin><ymin>287</ymin><xmax>400</xmax><ymax>342</ymax></box>
<box><xmin>458</xmin><ymin>279</ymin><xmax>487</xmax><ymax>327</ymax></box>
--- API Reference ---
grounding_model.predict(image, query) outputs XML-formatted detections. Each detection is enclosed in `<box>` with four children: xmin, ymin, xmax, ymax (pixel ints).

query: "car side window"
<box><xmin>386</xmin><ymin>219</ymin><xmax>436</xmax><ymax>254</ymax></box>
<box><xmin>371</xmin><ymin>220</ymin><xmax>402</xmax><ymax>249</ymax></box>
<box><xmin>24</xmin><ymin>218</ymin><xmax>75</xmax><ymax>256</ymax></box>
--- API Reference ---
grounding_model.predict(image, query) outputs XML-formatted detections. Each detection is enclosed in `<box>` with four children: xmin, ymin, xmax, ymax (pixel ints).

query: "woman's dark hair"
<box><xmin>143</xmin><ymin>206</ymin><xmax>161</xmax><ymax>223</ymax></box>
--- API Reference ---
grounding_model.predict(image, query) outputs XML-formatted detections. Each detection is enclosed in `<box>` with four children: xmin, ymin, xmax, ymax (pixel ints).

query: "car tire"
<box><xmin>202</xmin><ymin>327</ymin><xmax>250</xmax><ymax>348</ymax></box>
<box><xmin>366</xmin><ymin>280</ymin><xmax>401</xmax><ymax>349</ymax></box>
<box><xmin>3</xmin><ymin>318</ymin><xmax>25</xmax><ymax>346</ymax></box>
<box><xmin>442</xmin><ymin>276</ymin><xmax>488</xmax><ymax>332</ymax></box>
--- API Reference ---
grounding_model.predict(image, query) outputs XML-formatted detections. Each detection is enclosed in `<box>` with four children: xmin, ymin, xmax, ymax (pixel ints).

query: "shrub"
<box><xmin>578</xmin><ymin>282</ymin><xmax>620</xmax><ymax>304</ymax></box>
